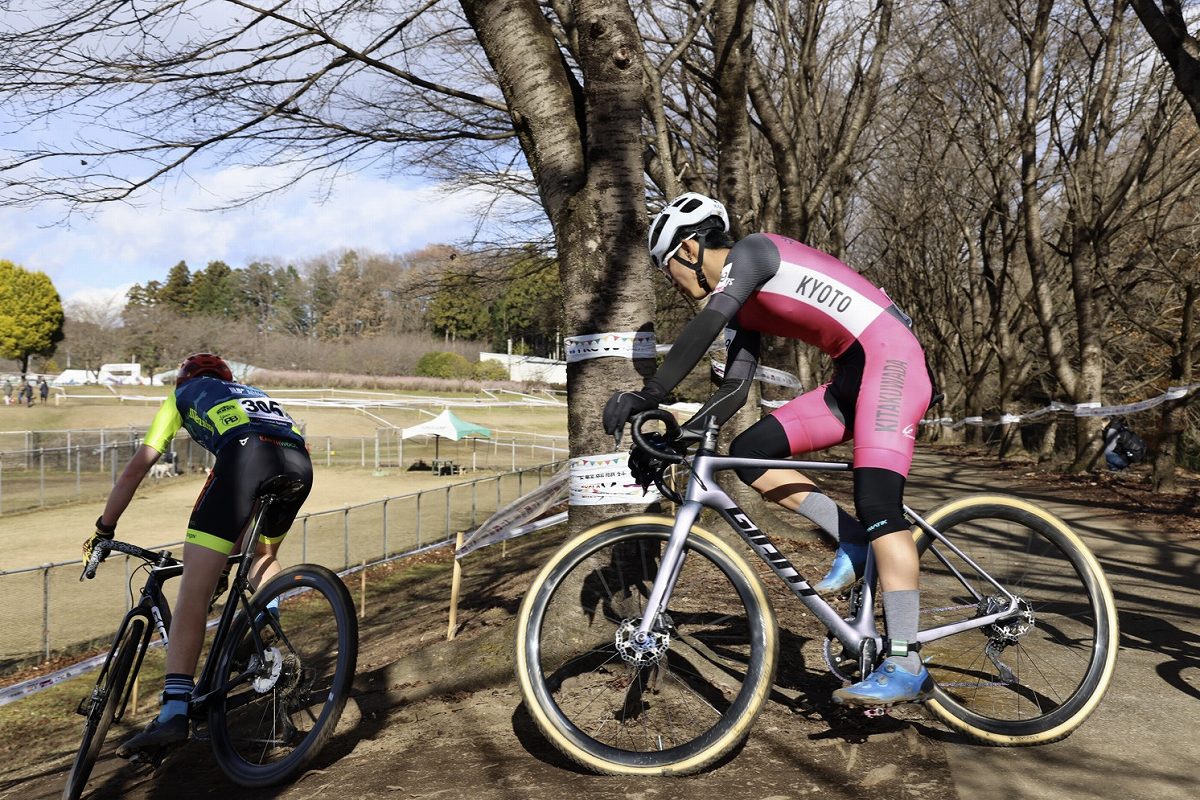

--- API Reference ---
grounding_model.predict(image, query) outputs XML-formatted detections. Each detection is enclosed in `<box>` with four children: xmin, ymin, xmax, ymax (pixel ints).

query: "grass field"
<box><xmin>1</xmin><ymin>385</ymin><xmax>567</xmax><ymax>565</ymax></box>
<box><xmin>0</xmin><ymin>385</ymin><xmax>567</xmax><ymax>670</ymax></box>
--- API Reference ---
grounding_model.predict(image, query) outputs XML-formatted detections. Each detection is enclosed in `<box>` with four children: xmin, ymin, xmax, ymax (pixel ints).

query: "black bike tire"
<box><xmin>207</xmin><ymin>564</ymin><xmax>358</xmax><ymax>787</ymax></box>
<box><xmin>915</xmin><ymin>494</ymin><xmax>1119</xmax><ymax>745</ymax></box>
<box><xmin>62</xmin><ymin>617</ymin><xmax>146</xmax><ymax>800</ymax></box>
<box><xmin>515</xmin><ymin>515</ymin><xmax>778</xmax><ymax>776</ymax></box>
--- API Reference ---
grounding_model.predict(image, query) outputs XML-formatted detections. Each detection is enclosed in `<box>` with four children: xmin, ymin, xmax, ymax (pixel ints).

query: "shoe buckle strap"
<box><xmin>887</xmin><ymin>639</ymin><xmax>921</xmax><ymax>658</ymax></box>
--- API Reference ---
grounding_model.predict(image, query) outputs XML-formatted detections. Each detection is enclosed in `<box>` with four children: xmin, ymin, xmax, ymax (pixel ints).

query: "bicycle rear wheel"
<box><xmin>208</xmin><ymin>564</ymin><xmax>358</xmax><ymax>787</ymax></box>
<box><xmin>63</xmin><ymin>617</ymin><xmax>146</xmax><ymax>800</ymax></box>
<box><xmin>915</xmin><ymin>495</ymin><xmax>1118</xmax><ymax>744</ymax></box>
<box><xmin>515</xmin><ymin>515</ymin><xmax>777</xmax><ymax>775</ymax></box>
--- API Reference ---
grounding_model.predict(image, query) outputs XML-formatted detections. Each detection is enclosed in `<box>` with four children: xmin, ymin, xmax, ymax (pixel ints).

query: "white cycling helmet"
<box><xmin>648</xmin><ymin>192</ymin><xmax>730</xmax><ymax>271</ymax></box>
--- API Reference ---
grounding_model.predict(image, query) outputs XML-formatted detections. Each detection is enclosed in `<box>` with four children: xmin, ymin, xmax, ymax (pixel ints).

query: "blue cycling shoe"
<box><xmin>831</xmin><ymin>656</ymin><xmax>934</xmax><ymax>707</ymax></box>
<box><xmin>813</xmin><ymin>541</ymin><xmax>869</xmax><ymax>595</ymax></box>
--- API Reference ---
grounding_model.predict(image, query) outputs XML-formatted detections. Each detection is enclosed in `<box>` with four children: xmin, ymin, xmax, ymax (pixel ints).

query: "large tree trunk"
<box><xmin>1154</xmin><ymin>283</ymin><xmax>1197</xmax><ymax>492</ymax></box>
<box><xmin>713</xmin><ymin>0</ymin><xmax>756</xmax><ymax>234</ymax></box>
<box><xmin>462</xmin><ymin>0</ymin><xmax>656</xmax><ymax>532</ymax></box>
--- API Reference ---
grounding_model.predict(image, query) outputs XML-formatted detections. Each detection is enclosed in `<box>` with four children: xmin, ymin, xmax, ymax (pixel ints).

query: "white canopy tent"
<box><xmin>400</xmin><ymin>409</ymin><xmax>492</xmax><ymax>471</ymax></box>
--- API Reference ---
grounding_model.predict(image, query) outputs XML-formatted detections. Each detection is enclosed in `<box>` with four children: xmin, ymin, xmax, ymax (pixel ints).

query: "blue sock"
<box><xmin>254</xmin><ymin>598</ymin><xmax>281</xmax><ymax>628</ymax></box>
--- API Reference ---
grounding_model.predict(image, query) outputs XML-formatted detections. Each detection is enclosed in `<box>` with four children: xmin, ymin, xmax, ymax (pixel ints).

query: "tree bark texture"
<box><xmin>462</xmin><ymin>0</ymin><xmax>656</xmax><ymax>530</ymax></box>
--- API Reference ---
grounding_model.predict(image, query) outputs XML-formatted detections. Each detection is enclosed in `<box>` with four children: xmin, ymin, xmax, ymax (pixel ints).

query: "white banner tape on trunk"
<box><xmin>569</xmin><ymin>451</ymin><xmax>661</xmax><ymax>505</ymax></box>
<box><xmin>565</xmin><ymin>332</ymin><xmax>658</xmax><ymax>363</ymax></box>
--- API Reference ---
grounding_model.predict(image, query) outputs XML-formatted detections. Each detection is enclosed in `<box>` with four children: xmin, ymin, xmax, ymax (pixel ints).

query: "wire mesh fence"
<box><xmin>0</xmin><ymin>426</ymin><xmax>566</xmax><ymax>515</ymax></box>
<box><xmin>0</xmin><ymin>461</ymin><xmax>562</xmax><ymax>675</ymax></box>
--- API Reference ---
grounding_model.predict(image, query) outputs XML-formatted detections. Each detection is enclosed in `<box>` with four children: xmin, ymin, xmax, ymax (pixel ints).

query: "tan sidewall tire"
<box><xmin>515</xmin><ymin>514</ymin><xmax>778</xmax><ymax>775</ymax></box>
<box><xmin>915</xmin><ymin>494</ymin><xmax>1119</xmax><ymax>745</ymax></box>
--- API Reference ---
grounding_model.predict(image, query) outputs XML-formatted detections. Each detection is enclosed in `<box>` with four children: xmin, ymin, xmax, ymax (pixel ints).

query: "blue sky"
<box><xmin>0</xmin><ymin>163</ymin><xmax>500</xmax><ymax>308</ymax></box>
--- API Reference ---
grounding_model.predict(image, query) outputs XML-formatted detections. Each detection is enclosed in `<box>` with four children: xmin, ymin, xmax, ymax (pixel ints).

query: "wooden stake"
<box><xmin>447</xmin><ymin>530</ymin><xmax>465</xmax><ymax>641</ymax></box>
<box><xmin>359</xmin><ymin>559</ymin><xmax>367</xmax><ymax>620</ymax></box>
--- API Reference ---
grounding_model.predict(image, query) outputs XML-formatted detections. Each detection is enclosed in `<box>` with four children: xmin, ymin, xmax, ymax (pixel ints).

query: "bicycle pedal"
<box><xmin>128</xmin><ymin>748</ymin><xmax>167</xmax><ymax>770</ymax></box>
<box><xmin>862</xmin><ymin>707</ymin><xmax>891</xmax><ymax>718</ymax></box>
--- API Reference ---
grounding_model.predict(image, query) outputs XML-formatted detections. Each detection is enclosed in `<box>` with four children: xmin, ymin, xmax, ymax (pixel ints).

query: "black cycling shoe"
<box><xmin>115</xmin><ymin>714</ymin><xmax>189</xmax><ymax>758</ymax></box>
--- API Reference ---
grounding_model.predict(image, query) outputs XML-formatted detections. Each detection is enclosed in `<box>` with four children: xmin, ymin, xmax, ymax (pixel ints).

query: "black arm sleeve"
<box><xmin>644</xmin><ymin>306</ymin><xmax>732</xmax><ymax>398</ymax></box>
<box><xmin>680</xmin><ymin>327</ymin><xmax>762</xmax><ymax>437</ymax></box>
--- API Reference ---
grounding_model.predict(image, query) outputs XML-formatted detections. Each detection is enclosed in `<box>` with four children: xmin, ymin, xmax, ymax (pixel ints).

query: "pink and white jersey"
<box><xmin>712</xmin><ymin>233</ymin><xmax>898</xmax><ymax>358</ymax></box>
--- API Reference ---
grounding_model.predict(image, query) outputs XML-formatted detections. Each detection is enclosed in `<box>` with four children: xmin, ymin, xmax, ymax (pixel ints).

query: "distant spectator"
<box><xmin>1103</xmin><ymin>417</ymin><xmax>1148</xmax><ymax>471</ymax></box>
<box><xmin>38</xmin><ymin>377</ymin><xmax>49</xmax><ymax>404</ymax></box>
<box><xmin>2</xmin><ymin>379</ymin><xmax>11</xmax><ymax>406</ymax></box>
<box><xmin>20</xmin><ymin>380</ymin><xmax>33</xmax><ymax>407</ymax></box>
<box><xmin>1102</xmin><ymin>422</ymin><xmax>1127</xmax><ymax>471</ymax></box>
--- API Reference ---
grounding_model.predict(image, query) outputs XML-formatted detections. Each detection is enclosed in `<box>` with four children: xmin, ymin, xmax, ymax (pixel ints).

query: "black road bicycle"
<box><xmin>515</xmin><ymin>411</ymin><xmax>1119</xmax><ymax>775</ymax></box>
<box><xmin>63</xmin><ymin>475</ymin><xmax>358</xmax><ymax>799</ymax></box>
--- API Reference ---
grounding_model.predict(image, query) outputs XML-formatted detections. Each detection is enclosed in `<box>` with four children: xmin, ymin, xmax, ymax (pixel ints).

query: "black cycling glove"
<box><xmin>603</xmin><ymin>388</ymin><xmax>663</xmax><ymax>444</ymax></box>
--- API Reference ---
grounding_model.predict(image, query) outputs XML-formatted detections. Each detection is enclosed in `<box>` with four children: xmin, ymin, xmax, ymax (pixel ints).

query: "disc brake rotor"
<box><xmin>614</xmin><ymin>619</ymin><xmax>671</xmax><ymax>667</ymax></box>
<box><xmin>252</xmin><ymin>646</ymin><xmax>284</xmax><ymax>693</ymax></box>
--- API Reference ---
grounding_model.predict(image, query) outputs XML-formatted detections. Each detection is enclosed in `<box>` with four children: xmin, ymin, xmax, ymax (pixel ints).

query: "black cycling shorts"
<box><xmin>185</xmin><ymin>434</ymin><xmax>313</xmax><ymax>555</ymax></box>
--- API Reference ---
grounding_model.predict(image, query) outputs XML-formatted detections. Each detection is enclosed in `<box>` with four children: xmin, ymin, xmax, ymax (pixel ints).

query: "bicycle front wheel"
<box><xmin>915</xmin><ymin>494</ymin><xmax>1119</xmax><ymax>745</ymax></box>
<box><xmin>208</xmin><ymin>564</ymin><xmax>358</xmax><ymax>787</ymax></box>
<box><xmin>515</xmin><ymin>515</ymin><xmax>777</xmax><ymax>776</ymax></box>
<box><xmin>63</xmin><ymin>617</ymin><xmax>146</xmax><ymax>800</ymax></box>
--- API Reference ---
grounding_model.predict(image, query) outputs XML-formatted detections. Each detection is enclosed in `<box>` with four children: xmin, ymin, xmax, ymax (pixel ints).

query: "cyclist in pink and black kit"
<box><xmin>604</xmin><ymin>193</ymin><xmax>938</xmax><ymax>706</ymax></box>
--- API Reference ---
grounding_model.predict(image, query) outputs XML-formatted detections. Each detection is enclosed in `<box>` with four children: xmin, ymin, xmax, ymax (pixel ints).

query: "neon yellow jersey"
<box><xmin>143</xmin><ymin>395</ymin><xmax>184</xmax><ymax>454</ymax></box>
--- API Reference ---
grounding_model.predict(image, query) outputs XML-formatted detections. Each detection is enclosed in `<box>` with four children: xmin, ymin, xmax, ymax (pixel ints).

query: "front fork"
<box><xmin>631</xmin><ymin>503</ymin><xmax>703</xmax><ymax>649</ymax></box>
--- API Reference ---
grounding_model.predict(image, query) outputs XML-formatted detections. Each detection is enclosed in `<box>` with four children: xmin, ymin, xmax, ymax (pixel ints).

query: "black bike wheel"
<box><xmin>208</xmin><ymin>564</ymin><xmax>358</xmax><ymax>787</ymax></box>
<box><xmin>62</xmin><ymin>617</ymin><xmax>145</xmax><ymax>800</ymax></box>
<box><xmin>915</xmin><ymin>495</ymin><xmax>1119</xmax><ymax>744</ymax></box>
<box><xmin>515</xmin><ymin>515</ymin><xmax>777</xmax><ymax>776</ymax></box>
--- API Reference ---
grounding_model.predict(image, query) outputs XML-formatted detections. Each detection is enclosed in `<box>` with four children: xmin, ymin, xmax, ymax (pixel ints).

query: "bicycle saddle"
<box><xmin>258</xmin><ymin>473</ymin><xmax>307</xmax><ymax>501</ymax></box>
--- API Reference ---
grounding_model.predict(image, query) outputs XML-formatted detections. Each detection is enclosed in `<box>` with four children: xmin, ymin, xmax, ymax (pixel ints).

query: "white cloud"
<box><xmin>0</xmin><ymin>167</ymin><xmax>507</xmax><ymax>298</ymax></box>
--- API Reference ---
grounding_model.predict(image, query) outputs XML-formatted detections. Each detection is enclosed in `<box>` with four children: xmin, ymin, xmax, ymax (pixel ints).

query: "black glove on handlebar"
<box><xmin>603</xmin><ymin>388</ymin><xmax>663</xmax><ymax>444</ymax></box>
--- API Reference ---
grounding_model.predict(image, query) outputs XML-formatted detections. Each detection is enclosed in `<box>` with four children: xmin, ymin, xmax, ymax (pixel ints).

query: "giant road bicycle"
<box><xmin>515</xmin><ymin>411</ymin><xmax>1118</xmax><ymax>775</ymax></box>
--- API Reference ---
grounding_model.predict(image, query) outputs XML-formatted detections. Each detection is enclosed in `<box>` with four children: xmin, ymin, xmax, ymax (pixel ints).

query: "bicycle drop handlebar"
<box><xmin>80</xmin><ymin>539</ymin><xmax>179</xmax><ymax>581</ymax></box>
<box><xmin>629</xmin><ymin>410</ymin><xmax>687</xmax><ymax>463</ymax></box>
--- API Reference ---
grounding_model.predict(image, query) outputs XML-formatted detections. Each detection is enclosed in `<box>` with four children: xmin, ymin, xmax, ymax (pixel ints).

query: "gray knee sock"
<box><xmin>882</xmin><ymin>589</ymin><xmax>923</xmax><ymax>672</ymax></box>
<box><xmin>795</xmin><ymin>492</ymin><xmax>868</xmax><ymax>545</ymax></box>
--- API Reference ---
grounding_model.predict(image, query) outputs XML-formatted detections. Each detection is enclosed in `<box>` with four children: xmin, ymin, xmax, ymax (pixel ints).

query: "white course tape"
<box><xmin>569</xmin><ymin>451</ymin><xmax>660</xmax><ymax>505</ymax></box>
<box><xmin>712</xmin><ymin>360</ymin><xmax>804</xmax><ymax>389</ymax></box>
<box><xmin>458</xmin><ymin>467</ymin><xmax>569</xmax><ymax>557</ymax></box>
<box><xmin>565</xmin><ymin>332</ymin><xmax>658</xmax><ymax>363</ymax></box>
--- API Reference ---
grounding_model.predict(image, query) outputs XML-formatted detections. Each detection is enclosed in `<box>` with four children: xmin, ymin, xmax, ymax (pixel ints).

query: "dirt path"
<box><xmin>1</xmin><ymin>452</ymin><xmax>1196</xmax><ymax>800</ymax></box>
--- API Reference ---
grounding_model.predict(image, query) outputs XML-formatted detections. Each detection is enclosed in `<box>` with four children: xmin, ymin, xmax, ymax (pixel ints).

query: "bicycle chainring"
<box><xmin>822</xmin><ymin>636</ymin><xmax>858</xmax><ymax>683</ymax></box>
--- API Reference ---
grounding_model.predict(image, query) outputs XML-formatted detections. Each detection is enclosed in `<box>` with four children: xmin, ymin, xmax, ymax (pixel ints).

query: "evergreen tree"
<box><xmin>158</xmin><ymin>260</ymin><xmax>193</xmax><ymax>313</ymax></box>
<box><xmin>190</xmin><ymin>260</ymin><xmax>236</xmax><ymax>317</ymax></box>
<box><xmin>0</xmin><ymin>260</ymin><xmax>65</xmax><ymax>375</ymax></box>
<box><xmin>429</xmin><ymin>272</ymin><xmax>491</xmax><ymax>341</ymax></box>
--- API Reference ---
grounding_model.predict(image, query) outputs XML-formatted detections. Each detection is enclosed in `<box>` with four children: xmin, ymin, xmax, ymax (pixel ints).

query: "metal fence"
<box><xmin>0</xmin><ymin>426</ymin><xmax>566</xmax><ymax>515</ymax></box>
<box><xmin>0</xmin><ymin>461</ymin><xmax>562</xmax><ymax>674</ymax></box>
